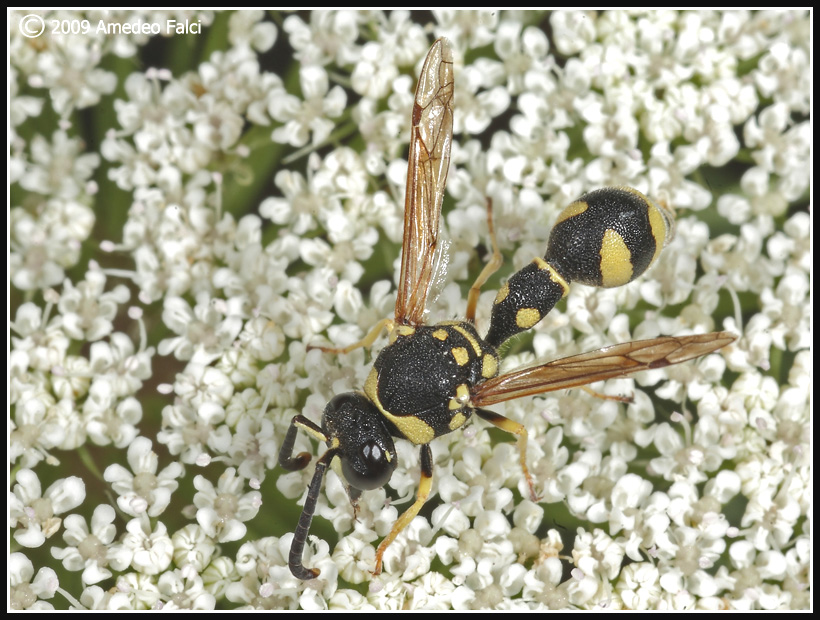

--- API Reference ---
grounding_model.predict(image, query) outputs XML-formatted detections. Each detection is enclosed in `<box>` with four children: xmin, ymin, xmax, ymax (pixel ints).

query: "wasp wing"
<box><xmin>395</xmin><ymin>38</ymin><xmax>455</xmax><ymax>326</ymax></box>
<box><xmin>471</xmin><ymin>332</ymin><xmax>736</xmax><ymax>407</ymax></box>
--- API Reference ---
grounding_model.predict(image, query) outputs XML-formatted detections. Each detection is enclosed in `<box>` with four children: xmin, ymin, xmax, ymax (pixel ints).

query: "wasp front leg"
<box><xmin>373</xmin><ymin>444</ymin><xmax>434</xmax><ymax>576</ymax></box>
<box><xmin>308</xmin><ymin>318</ymin><xmax>396</xmax><ymax>355</ymax></box>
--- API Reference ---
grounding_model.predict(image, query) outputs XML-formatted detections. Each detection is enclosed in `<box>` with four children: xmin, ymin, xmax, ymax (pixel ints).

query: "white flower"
<box><xmin>283</xmin><ymin>11</ymin><xmax>363</xmax><ymax>66</ymax></box>
<box><xmin>112</xmin><ymin>517</ymin><xmax>174</xmax><ymax>576</ymax></box>
<box><xmin>10</xmin><ymin>389</ymin><xmax>66</xmax><ymax>468</ymax></box>
<box><xmin>50</xmin><ymin>504</ymin><xmax>117</xmax><ymax>585</ymax></box>
<box><xmin>270</xmin><ymin>64</ymin><xmax>346</xmax><ymax>148</ymax></box>
<box><xmin>9</xmin><ymin>552</ymin><xmax>58</xmax><ymax>610</ymax></box>
<box><xmin>351</xmin><ymin>41</ymin><xmax>401</xmax><ymax>100</ymax></box>
<box><xmin>228</xmin><ymin>537</ymin><xmax>301</xmax><ymax>608</ymax></box>
<box><xmin>648</xmin><ymin>415</ymin><xmax>731</xmax><ymax>484</ymax></box>
<box><xmin>260</xmin><ymin>166</ymin><xmax>325</xmax><ymax>235</ymax></box>
<box><xmin>10</xmin><ymin>197</ymin><xmax>95</xmax><ymax>290</ymax></box>
<box><xmin>158</xmin><ymin>398</ymin><xmax>229</xmax><ymax>464</ymax></box>
<box><xmin>19</xmin><ymin>130</ymin><xmax>100</xmax><ymax>200</ymax></box>
<box><xmin>193</xmin><ymin>467</ymin><xmax>262</xmax><ymax>542</ymax></box>
<box><xmin>435</xmin><ymin>10</ymin><xmax>499</xmax><ymax>50</ymax></box>
<box><xmin>104</xmin><ymin>436</ymin><xmax>184</xmax><ymax>517</ymax></box>
<box><xmin>57</xmin><ymin>270</ymin><xmax>130</xmax><ymax>341</ymax></box>
<box><xmin>187</xmin><ymin>99</ymin><xmax>245</xmax><ymax>151</ymax></box>
<box><xmin>615</xmin><ymin>562</ymin><xmax>662</xmax><ymax>610</ymax></box>
<box><xmin>225</xmin><ymin>397</ymin><xmax>279</xmax><ymax>482</ymax></box>
<box><xmin>10</xmin><ymin>468</ymin><xmax>86</xmax><ymax>548</ymax></box>
<box><xmin>157</xmin><ymin>568</ymin><xmax>217</xmax><ymax>609</ymax></box>
<box><xmin>158</xmin><ymin>292</ymin><xmax>245</xmax><ymax>364</ymax></box>
<box><xmin>174</xmin><ymin>362</ymin><xmax>234</xmax><ymax>409</ymax></box>
<box><xmin>78</xmin><ymin>585</ymin><xmax>132</xmax><ymax>610</ymax></box>
<box><xmin>9</xmin><ymin>10</ymin><xmax>116</xmax><ymax>115</ymax></box>
<box><xmin>655</xmin><ymin>523</ymin><xmax>727</xmax><ymax>598</ymax></box>
<box><xmin>108</xmin><ymin>572</ymin><xmax>162</xmax><ymax>610</ymax></box>
<box><xmin>9</xmin><ymin>69</ymin><xmax>44</xmax><ymax>127</ymax></box>
<box><xmin>408</xmin><ymin>571</ymin><xmax>459</xmax><ymax>609</ymax></box>
<box><xmin>572</xmin><ymin>528</ymin><xmax>626</xmax><ymax>581</ymax></box>
<box><xmin>754</xmin><ymin>38</ymin><xmax>810</xmax><ymax>113</ymax></box>
<box><xmin>81</xmin><ymin>332</ymin><xmax>151</xmax><ymax>448</ymax></box>
<box><xmin>171</xmin><ymin>524</ymin><xmax>217</xmax><ymax>572</ymax></box>
<box><xmin>228</xmin><ymin>10</ymin><xmax>277</xmax><ymax>53</ymax></box>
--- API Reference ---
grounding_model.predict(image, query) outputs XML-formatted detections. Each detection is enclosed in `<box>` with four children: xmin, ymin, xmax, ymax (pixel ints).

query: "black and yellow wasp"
<box><xmin>278</xmin><ymin>38</ymin><xmax>736</xmax><ymax>580</ymax></box>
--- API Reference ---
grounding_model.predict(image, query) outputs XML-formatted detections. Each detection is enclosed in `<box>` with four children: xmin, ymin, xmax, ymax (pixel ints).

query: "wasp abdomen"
<box><xmin>485</xmin><ymin>258</ymin><xmax>568</xmax><ymax>349</ymax></box>
<box><xmin>485</xmin><ymin>187</ymin><xmax>674</xmax><ymax>348</ymax></box>
<box><xmin>546</xmin><ymin>187</ymin><xmax>673</xmax><ymax>288</ymax></box>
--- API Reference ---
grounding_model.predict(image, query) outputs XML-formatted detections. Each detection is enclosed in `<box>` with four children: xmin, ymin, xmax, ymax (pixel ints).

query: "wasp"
<box><xmin>278</xmin><ymin>38</ymin><xmax>736</xmax><ymax>580</ymax></box>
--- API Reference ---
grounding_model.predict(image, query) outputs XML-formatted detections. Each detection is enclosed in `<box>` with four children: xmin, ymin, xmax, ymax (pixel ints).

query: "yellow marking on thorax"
<box><xmin>481</xmin><ymin>353</ymin><xmax>498</xmax><ymax>379</ymax></box>
<box><xmin>383</xmin><ymin>412</ymin><xmax>435</xmax><ymax>445</ymax></box>
<box><xmin>364</xmin><ymin>367</ymin><xmax>435</xmax><ymax>445</ymax></box>
<box><xmin>451</xmin><ymin>325</ymin><xmax>482</xmax><ymax>356</ymax></box>
<box><xmin>448</xmin><ymin>384</ymin><xmax>470</xmax><ymax>411</ymax></box>
<box><xmin>364</xmin><ymin>367</ymin><xmax>380</xmax><ymax>403</ymax></box>
<box><xmin>396</xmin><ymin>325</ymin><xmax>416</xmax><ymax>337</ymax></box>
<box><xmin>451</xmin><ymin>346</ymin><xmax>470</xmax><ymax>366</ymax></box>
<box><xmin>448</xmin><ymin>411</ymin><xmax>467</xmax><ymax>431</ymax></box>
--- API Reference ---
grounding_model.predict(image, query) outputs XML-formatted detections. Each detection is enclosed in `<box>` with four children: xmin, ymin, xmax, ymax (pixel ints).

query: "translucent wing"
<box><xmin>395</xmin><ymin>38</ymin><xmax>454</xmax><ymax>326</ymax></box>
<box><xmin>471</xmin><ymin>332</ymin><xmax>736</xmax><ymax>407</ymax></box>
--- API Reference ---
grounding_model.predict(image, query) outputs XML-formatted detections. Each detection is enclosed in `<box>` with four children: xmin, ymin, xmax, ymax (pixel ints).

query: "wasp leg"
<box><xmin>474</xmin><ymin>408</ymin><xmax>540</xmax><ymax>502</ymax></box>
<box><xmin>279</xmin><ymin>415</ymin><xmax>328</xmax><ymax>471</ymax></box>
<box><xmin>580</xmin><ymin>385</ymin><xmax>634</xmax><ymax>404</ymax></box>
<box><xmin>466</xmin><ymin>198</ymin><xmax>503</xmax><ymax>324</ymax></box>
<box><xmin>308</xmin><ymin>317</ymin><xmax>396</xmax><ymax>354</ymax></box>
<box><xmin>373</xmin><ymin>444</ymin><xmax>433</xmax><ymax>576</ymax></box>
<box><xmin>348</xmin><ymin>486</ymin><xmax>362</xmax><ymax>521</ymax></box>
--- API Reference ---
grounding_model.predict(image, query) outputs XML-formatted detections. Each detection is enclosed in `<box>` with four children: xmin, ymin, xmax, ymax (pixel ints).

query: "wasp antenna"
<box><xmin>287</xmin><ymin>449</ymin><xmax>337</xmax><ymax>580</ymax></box>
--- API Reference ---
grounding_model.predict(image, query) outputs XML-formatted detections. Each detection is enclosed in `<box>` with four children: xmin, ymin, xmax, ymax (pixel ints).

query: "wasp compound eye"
<box><xmin>342</xmin><ymin>439</ymin><xmax>396</xmax><ymax>491</ymax></box>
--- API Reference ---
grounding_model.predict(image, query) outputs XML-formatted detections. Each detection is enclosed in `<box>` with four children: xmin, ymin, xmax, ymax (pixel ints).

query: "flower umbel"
<box><xmin>9</xmin><ymin>9</ymin><xmax>809</xmax><ymax>610</ymax></box>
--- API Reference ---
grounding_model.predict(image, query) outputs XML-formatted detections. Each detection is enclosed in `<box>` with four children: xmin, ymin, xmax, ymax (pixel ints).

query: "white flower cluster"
<box><xmin>10</xmin><ymin>9</ymin><xmax>809</xmax><ymax>611</ymax></box>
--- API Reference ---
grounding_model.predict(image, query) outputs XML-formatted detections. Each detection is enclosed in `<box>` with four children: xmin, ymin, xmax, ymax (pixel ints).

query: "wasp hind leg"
<box><xmin>579</xmin><ymin>385</ymin><xmax>633</xmax><ymax>403</ymax></box>
<box><xmin>474</xmin><ymin>408</ymin><xmax>540</xmax><ymax>503</ymax></box>
<box><xmin>465</xmin><ymin>198</ymin><xmax>503</xmax><ymax>324</ymax></box>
